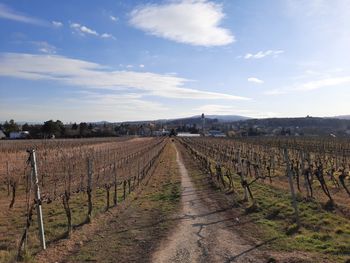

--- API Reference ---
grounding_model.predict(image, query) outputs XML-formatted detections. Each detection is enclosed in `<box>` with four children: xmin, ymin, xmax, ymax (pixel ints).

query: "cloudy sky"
<box><xmin>0</xmin><ymin>0</ymin><xmax>349</xmax><ymax>122</ymax></box>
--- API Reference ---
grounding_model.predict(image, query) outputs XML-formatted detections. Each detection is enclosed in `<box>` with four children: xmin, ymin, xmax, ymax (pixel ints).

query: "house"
<box><xmin>153</xmin><ymin>129</ymin><xmax>170</xmax><ymax>137</ymax></box>
<box><xmin>0</xmin><ymin>130</ymin><xmax>6</xmax><ymax>139</ymax></box>
<box><xmin>177</xmin><ymin>132</ymin><xmax>201</xmax><ymax>137</ymax></box>
<box><xmin>208</xmin><ymin>130</ymin><xmax>226</xmax><ymax>137</ymax></box>
<box><xmin>9</xmin><ymin>131</ymin><xmax>29</xmax><ymax>139</ymax></box>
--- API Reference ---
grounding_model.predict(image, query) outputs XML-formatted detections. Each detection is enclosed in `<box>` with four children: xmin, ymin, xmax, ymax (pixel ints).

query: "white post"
<box><xmin>28</xmin><ymin>149</ymin><xmax>46</xmax><ymax>250</ymax></box>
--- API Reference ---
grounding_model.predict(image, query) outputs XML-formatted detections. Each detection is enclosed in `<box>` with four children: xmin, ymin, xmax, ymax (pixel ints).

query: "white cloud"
<box><xmin>0</xmin><ymin>92</ymin><xmax>167</xmax><ymax>123</ymax></box>
<box><xmin>0</xmin><ymin>3</ymin><xmax>48</xmax><ymax>26</ymax></box>
<box><xmin>247</xmin><ymin>77</ymin><xmax>264</xmax><ymax>84</ymax></box>
<box><xmin>297</xmin><ymin>76</ymin><xmax>350</xmax><ymax>91</ymax></box>
<box><xmin>195</xmin><ymin>104</ymin><xmax>278</xmax><ymax>118</ymax></box>
<box><xmin>244</xmin><ymin>50</ymin><xmax>284</xmax><ymax>59</ymax></box>
<box><xmin>110</xmin><ymin>15</ymin><xmax>118</xmax><ymax>22</ymax></box>
<box><xmin>101</xmin><ymin>33</ymin><xmax>116</xmax><ymax>39</ymax></box>
<box><xmin>264</xmin><ymin>75</ymin><xmax>350</xmax><ymax>95</ymax></box>
<box><xmin>31</xmin><ymin>41</ymin><xmax>57</xmax><ymax>54</ymax></box>
<box><xmin>70</xmin><ymin>23</ymin><xmax>98</xmax><ymax>36</ymax></box>
<box><xmin>67</xmin><ymin>91</ymin><xmax>166</xmax><ymax>121</ymax></box>
<box><xmin>287</xmin><ymin>0</ymin><xmax>350</xmax><ymax>18</ymax></box>
<box><xmin>129</xmin><ymin>0</ymin><xmax>234</xmax><ymax>47</ymax></box>
<box><xmin>52</xmin><ymin>21</ymin><xmax>63</xmax><ymax>28</ymax></box>
<box><xmin>70</xmin><ymin>23</ymin><xmax>115</xmax><ymax>39</ymax></box>
<box><xmin>139</xmin><ymin>64</ymin><xmax>145</xmax><ymax>68</ymax></box>
<box><xmin>0</xmin><ymin>52</ymin><xmax>250</xmax><ymax>101</ymax></box>
<box><xmin>264</xmin><ymin>89</ymin><xmax>288</xmax><ymax>95</ymax></box>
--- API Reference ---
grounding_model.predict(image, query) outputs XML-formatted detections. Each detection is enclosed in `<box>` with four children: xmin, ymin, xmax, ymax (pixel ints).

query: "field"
<box><xmin>0</xmin><ymin>136</ymin><xmax>350</xmax><ymax>262</ymax></box>
<box><xmin>179</xmin><ymin>137</ymin><xmax>350</xmax><ymax>261</ymax></box>
<box><xmin>0</xmin><ymin>137</ymin><xmax>167</xmax><ymax>261</ymax></box>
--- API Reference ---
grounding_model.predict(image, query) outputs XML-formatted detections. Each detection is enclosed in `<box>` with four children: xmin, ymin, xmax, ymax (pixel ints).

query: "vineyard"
<box><xmin>178</xmin><ymin>137</ymin><xmax>350</xmax><ymax>258</ymax></box>
<box><xmin>0</xmin><ymin>137</ymin><xmax>167</xmax><ymax>261</ymax></box>
<box><xmin>1</xmin><ymin>136</ymin><xmax>350</xmax><ymax>262</ymax></box>
<box><xmin>179</xmin><ymin>137</ymin><xmax>350</xmax><ymax>208</ymax></box>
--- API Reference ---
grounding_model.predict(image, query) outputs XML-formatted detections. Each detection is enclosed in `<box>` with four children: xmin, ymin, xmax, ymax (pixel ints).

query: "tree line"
<box><xmin>0</xmin><ymin>119</ymin><xmax>118</xmax><ymax>139</ymax></box>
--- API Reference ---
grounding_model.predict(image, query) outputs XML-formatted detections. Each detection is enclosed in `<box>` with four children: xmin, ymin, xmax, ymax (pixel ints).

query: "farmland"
<box><xmin>0</xmin><ymin>136</ymin><xmax>350</xmax><ymax>262</ymax></box>
<box><xmin>0</xmin><ymin>137</ymin><xmax>167</xmax><ymax>261</ymax></box>
<box><xmin>179</xmin><ymin>137</ymin><xmax>350</xmax><ymax>261</ymax></box>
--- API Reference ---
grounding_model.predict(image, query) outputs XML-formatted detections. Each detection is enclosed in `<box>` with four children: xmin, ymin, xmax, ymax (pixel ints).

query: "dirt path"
<box><xmin>152</xmin><ymin>145</ymin><xmax>270</xmax><ymax>263</ymax></box>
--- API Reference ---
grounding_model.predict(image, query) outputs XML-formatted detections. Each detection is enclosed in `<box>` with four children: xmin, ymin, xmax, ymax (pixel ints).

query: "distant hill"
<box><xmin>159</xmin><ymin>115</ymin><xmax>248</xmax><ymax>126</ymax></box>
<box><xmin>196</xmin><ymin>115</ymin><xmax>250</xmax><ymax>122</ymax></box>
<box><xmin>234</xmin><ymin>117</ymin><xmax>350</xmax><ymax>136</ymax></box>
<box><xmin>236</xmin><ymin>117</ymin><xmax>350</xmax><ymax>127</ymax></box>
<box><xmin>333</xmin><ymin>115</ymin><xmax>350</xmax><ymax>120</ymax></box>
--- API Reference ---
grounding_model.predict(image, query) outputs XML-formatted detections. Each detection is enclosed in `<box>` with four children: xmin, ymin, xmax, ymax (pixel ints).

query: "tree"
<box><xmin>169</xmin><ymin>128</ymin><xmax>177</xmax><ymax>137</ymax></box>
<box><xmin>42</xmin><ymin>120</ymin><xmax>65</xmax><ymax>138</ymax></box>
<box><xmin>71</xmin><ymin>123</ymin><xmax>78</xmax><ymax>130</ymax></box>
<box><xmin>3</xmin><ymin>119</ymin><xmax>19</xmax><ymax>135</ymax></box>
<box><xmin>26</xmin><ymin>124</ymin><xmax>42</xmax><ymax>139</ymax></box>
<box><xmin>79</xmin><ymin>122</ymin><xmax>89</xmax><ymax>137</ymax></box>
<box><xmin>22</xmin><ymin>123</ymin><xmax>30</xmax><ymax>131</ymax></box>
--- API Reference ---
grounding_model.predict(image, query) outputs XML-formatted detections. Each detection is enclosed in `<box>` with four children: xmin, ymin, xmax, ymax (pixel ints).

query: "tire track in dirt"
<box><xmin>152</xmin><ymin>145</ymin><xmax>270</xmax><ymax>263</ymax></box>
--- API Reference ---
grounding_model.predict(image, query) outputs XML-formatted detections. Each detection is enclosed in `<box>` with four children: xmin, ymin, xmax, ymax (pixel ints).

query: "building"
<box><xmin>152</xmin><ymin>129</ymin><xmax>170</xmax><ymax>136</ymax></box>
<box><xmin>208</xmin><ymin>130</ymin><xmax>226</xmax><ymax>137</ymax></box>
<box><xmin>9</xmin><ymin>131</ymin><xmax>29</xmax><ymax>139</ymax></box>
<box><xmin>177</xmin><ymin>132</ymin><xmax>201</xmax><ymax>137</ymax></box>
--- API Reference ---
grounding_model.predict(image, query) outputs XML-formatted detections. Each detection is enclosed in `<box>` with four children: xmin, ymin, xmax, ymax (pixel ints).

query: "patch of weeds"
<box><xmin>335</xmin><ymin>227</ymin><xmax>344</xmax><ymax>234</ymax></box>
<box><xmin>245</xmin><ymin>202</ymin><xmax>260</xmax><ymax>214</ymax></box>
<box><xmin>295</xmin><ymin>192</ymin><xmax>304</xmax><ymax>202</ymax></box>
<box><xmin>286</xmin><ymin>223</ymin><xmax>299</xmax><ymax>236</ymax></box>
<box><xmin>150</xmin><ymin>182</ymin><xmax>181</xmax><ymax>202</ymax></box>
<box><xmin>267</xmin><ymin>257</ymin><xmax>277</xmax><ymax>263</ymax></box>
<box><xmin>265</xmin><ymin>207</ymin><xmax>281</xmax><ymax>220</ymax></box>
<box><xmin>323</xmin><ymin>200</ymin><xmax>336</xmax><ymax>211</ymax></box>
<box><xmin>0</xmin><ymin>250</ymin><xmax>16</xmax><ymax>263</ymax></box>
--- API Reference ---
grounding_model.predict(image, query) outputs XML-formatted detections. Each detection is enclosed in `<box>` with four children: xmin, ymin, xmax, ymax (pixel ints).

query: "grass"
<box><xmin>0</xmin><ymin>183</ymin><xmax>128</xmax><ymax>263</ymax></box>
<box><xmin>149</xmin><ymin>182</ymin><xmax>181</xmax><ymax>202</ymax></box>
<box><xmin>68</xmin><ymin>143</ymin><xmax>182</xmax><ymax>263</ymax></box>
<box><xmin>183</xmin><ymin>147</ymin><xmax>350</xmax><ymax>263</ymax></box>
<box><xmin>245</xmin><ymin>179</ymin><xmax>350</xmax><ymax>254</ymax></box>
<box><xmin>227</xmin><ymin>175</ymin><xmax>350</xmax><ymax>261</ymax></box>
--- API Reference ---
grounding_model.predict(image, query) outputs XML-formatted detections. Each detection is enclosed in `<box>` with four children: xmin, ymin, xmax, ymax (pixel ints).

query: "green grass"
<box><xmin>191</xmin><ymin>157</ymin><xmax>350</xmax><ymax>262</ymax></box>
<box><xmin>149</xmin><ymin>182</ymin><xmax>181</xmax><ymax>202</ymax></box>
<box><xmin>0</xmin><ymin>184</ymin><xmax>129</xmax><ymax>263</ymax></box>
<box><xmin>233</xmin><ymin>176</ymin><xmax>350</xmax><ymax>259</ymax></box>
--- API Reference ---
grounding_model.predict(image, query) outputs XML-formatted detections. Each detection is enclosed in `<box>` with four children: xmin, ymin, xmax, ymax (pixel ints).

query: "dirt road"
<box><xmin>152</xmin><ymin>146</ymin><xmax>270</xmax><ymax>263</ymax></box>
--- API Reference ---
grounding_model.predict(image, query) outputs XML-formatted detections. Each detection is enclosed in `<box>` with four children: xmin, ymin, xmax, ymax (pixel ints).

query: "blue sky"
<box><xmin>0</xmin><ymin>0</ymin><xmax>349</xmax><ymax>122</ymax></box>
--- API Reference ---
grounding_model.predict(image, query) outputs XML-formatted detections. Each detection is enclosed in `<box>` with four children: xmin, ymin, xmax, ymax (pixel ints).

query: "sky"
<box><xmin>0</xmin><ymin>0</ymin><xmax>350</xmax><ymax>123</ymax></box>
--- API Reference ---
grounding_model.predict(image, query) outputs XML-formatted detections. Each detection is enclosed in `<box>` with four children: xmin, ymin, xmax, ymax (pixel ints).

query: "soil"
<box><xmin>152</xmin><ymin>145</ymin><xmax>270</xmax><ymax>263</ymax></box>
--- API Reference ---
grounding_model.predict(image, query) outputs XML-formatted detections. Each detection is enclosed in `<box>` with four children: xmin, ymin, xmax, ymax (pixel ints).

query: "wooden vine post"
<box><xmin>238</xmin><ymin>153</ymin><xmax>249</xmax><ymax>202</ymax></box>
<box><xmin>28</xmin><ymin>149</ymin><xmax>46</xmax><ymax>250</ymax></box>
<box><xmin>283</xmin><ymin>148</ymin><xmax>300</xmax><ymax>228</ymax></box>
<box><xmin>113</xmin><ymin>163</ymin><xmax>118</xmax><ymax>206</ymax></box>
<box><xmin>123</xmin><ymin>180</ymin><xmax>126</xmax><ymax>200</ymax></box>
<box><xmin>6</xmin><ymin>161</ymin><xmax>10</xmax><ymax>196</ymax></box>
<box><xmin>86</xmin><ymin>158</ymin><xmax>93</xmax><ymax>223</ymax></box>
